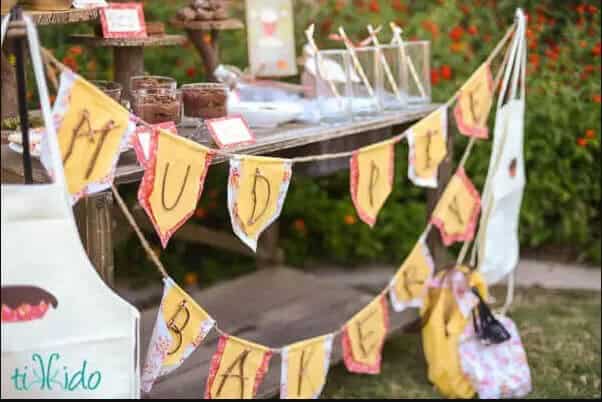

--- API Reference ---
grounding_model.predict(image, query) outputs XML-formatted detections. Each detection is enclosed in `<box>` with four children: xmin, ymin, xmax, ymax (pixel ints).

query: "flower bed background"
<box><xmin>29</xmin><ymin>0</ymin><xmax>600</xmax><ymax>287</ymax></box>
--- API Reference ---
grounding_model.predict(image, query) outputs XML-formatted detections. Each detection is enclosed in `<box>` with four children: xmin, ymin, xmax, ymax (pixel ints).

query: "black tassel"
<box><xmin>471</xmin><ymin>288</ymin><xmax>511</xmax><ymax>345</ymax></box>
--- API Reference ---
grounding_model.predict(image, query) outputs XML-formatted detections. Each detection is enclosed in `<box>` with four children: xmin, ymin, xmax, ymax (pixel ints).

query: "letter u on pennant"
<box><xmin>350</xmin><ymin>140</ymin><xmax>395</xmax><ymax>227</ymax></box>
<box><xmin>141</xmin><ymin>278</ymin><xmax>215</xmax><ymax>393</ymax></box>
<box><xmin>430</xmin><ymin>168</ymin><xmax>481</xmax><ymax>246</ymax></box>
<box><xmin>205</xmin><ymin>335</ymin><xmax>272</xmax><ymax>399</ymax></box>
<box><xmin>137</xmin><ymin>129</ymin><xmax>214</xmax><ymax>248</ymax></box>
<box><xmin>453</xmin><ymin>63</ymin><xmax>495</xmax><ymax>139</ymax></box>
<box><xmin>228</xmin><ymin>156</ymin><xmax>293</xmax><ymax>252</ymax></box>
<box><xmin>280</xmin><ymin>334</ymin><xmax>334</xmax><ymax>399</ymax></box>
<box><xmin>49</xmin><ymin>71</ymin><xmax>136</xmax><ymax>203</ymax></box>
<box><xmin>341</xmin><ymin>295</ymin><xmax>389</xmax><ymax>374</ymax></box>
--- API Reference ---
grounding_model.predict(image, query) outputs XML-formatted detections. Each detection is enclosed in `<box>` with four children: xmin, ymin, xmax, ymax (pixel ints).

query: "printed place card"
<box><xmin>100</xmin><ymin>3</ymin><xmax>147</xmax><ymax>39</ymax></box>
<box><xmin>205</xmin><ymin>116</ymin><xmax>256</xmax><ymax>149</ymax></box>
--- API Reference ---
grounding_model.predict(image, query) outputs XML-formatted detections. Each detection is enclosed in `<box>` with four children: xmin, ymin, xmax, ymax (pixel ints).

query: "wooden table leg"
<box><xmin>74</xmin><ymin>191</ymin><xmax>115</xmax><ymax>287</ymax></box>
<box><xmin>113</xmin><ymin>46</ymin><xmax>144</xmax><ymax>102</ymax></box>
<box><xmin>1</xmin><ymin>47</ymin><xmax>19</xmax><ymax>120</ymax></box>
<box><xmin>256</xmin><ymin>221</ymin><xmax>284</xmax><ymax>269</ymax></box>
<box><xmin>186</xmin><ymin>29</ymin><xmax>219</xmax><ymax>82</ymax></box>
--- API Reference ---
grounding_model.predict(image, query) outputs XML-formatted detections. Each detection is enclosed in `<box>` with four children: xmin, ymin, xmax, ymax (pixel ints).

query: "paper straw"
<box><xmin>305</xmin><ymin>24</ymin><xmax>341</xmax><ymax>99</ymax></box>
<box><xmin>390</xmin><ymin>22</ymin><xmax>427</xmax><ymax>99</ymax></box>
<box><xmin>367</xmin><ymin>24</ymin><xmax>403</xmax><ymax>103</ymax></box>
<box><xmin>338</xmin><ymin>26</ymin><xmax>376</xmax><ymax>99</ymax></box>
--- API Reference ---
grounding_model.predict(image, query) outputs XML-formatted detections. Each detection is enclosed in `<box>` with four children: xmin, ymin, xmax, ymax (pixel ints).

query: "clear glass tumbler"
<box><xmin>314</xmin><ymin>49</ymin><xmax>352</xmax><ymax>124</ymax></box>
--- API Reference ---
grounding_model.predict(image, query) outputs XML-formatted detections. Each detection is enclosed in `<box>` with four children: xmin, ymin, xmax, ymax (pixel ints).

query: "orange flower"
<box><xmin>335</xmin><ymin>0</ymin><xmax>346</xmax><ymax>12</ymax></box>
<box><xmin>449</xmin><ymin>26</ymin><xmax>464</xmax><ymax>42</ymax></box>
<box><xmin>545</xmin><ymin>47</ymin><xmax>559</xmax><ymax>61</ymax></box>
<box><xmin>588</xmin><ymin>4</ymin><xmax>598</xmax><ymax>14</ymax></box>
<box><xmin>579</xmin><ymin>40</ymin><xmax>587</xmax><ymax>48</ymax></box>
<box><xmin>62</xmin><ymin>56</ymin><xmax>78</xmax><ymax>71</ymax></box>
<box><xmin>450</xmin><ymin>42</ymin><xmax>464</xmax><ymax>53</ymax></box>
<box><xmin>186</xmin><ymin>67</ymin><xmax>196</xmax><ymax>78</ymax></box>
<box><xmin>184</xmin><ymin>272</ymin><xmax>199</xmax><ymax>286</ymax></box>
<box><xmin>430</xmin><ymin>69</ymin><xmax>440</xmax><ymax>85</ymax></box>
<box><xmin>576</xmin><ymin>4</ymin><xmax>586</xmax><ymax>14</ymax></box>
<box><xmin>293</xmin><ymin>218</ymin><xmax>306</xmax><ymax>234</ymax></box>
<box><xmin>467</xmin><ymin>26</ymin><xmax>478</xmax><ymax>36</ymax></box>
<box><xmin>344</xmin><ymin>214</ymin><xmax>356</xmax><ymax>225</ymax></box>
<box><xmin>421</xmin><ymin>20</ymin><xmax>439</xmax><ymax>38</ymax></box>
<box><xmin>440</xmin><ymin>64</ymin><xmax>452</xmax><ymax>80</ymax></box>
<box><xmin>585</xmin><ymin>129</ymin><xmax>596</xmax><ymax>139</ymax></box>
<box><xmin>593</xmin><ymin>94</ymin><xmax>601</xmax><ymax>103</ymax></box>
<box><xmin>577</xmin><ymin>137</ymin><xmax>587</xmax><ymax>147</ymax></box>
<box><xmin>392</xmin><ymin>0</ymin><xmax>407</xmax><ymax>12</ymax></box>
<box><xmin>593</xmin><ymin>42</ymin><xmax>601</xmax><ymax>57</ymax></box>
<box><xmin>68</xmin><ymin>45</ymin><xmax>83</xmax><ymax>56</ymax></box>
<box><xmin>368</xmin><ymin>0</ymin><xmax>379</xmax><ymax>13</ymax></box>
<box><xmin>529</xmin><ymin>53</ymin><xmax>540</xmax><ymax>68</ymax></box>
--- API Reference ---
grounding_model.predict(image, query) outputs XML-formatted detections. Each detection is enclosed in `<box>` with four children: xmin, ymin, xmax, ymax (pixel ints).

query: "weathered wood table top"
<box><xmin>1</xmin><ymin>104</ymin><xmax>438</xmax><ymax>185</ymax></box>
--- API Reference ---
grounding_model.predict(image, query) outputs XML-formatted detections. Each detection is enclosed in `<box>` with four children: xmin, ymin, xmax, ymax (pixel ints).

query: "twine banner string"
<box><xmin>40</xmin><ymin>22</ymin><xmax>516</xmax><ymax>353</ymax></box>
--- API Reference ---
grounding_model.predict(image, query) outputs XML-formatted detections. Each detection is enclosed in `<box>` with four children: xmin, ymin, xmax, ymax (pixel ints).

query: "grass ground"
<box><xmin>322</xmin><ymin>287</ymin><xmax>601</xmax><ymax>399</ymax></box>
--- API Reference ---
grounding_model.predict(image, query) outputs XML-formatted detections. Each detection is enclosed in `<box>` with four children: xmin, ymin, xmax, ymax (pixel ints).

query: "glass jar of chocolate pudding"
<box><xmin>130</xmin><ymin>76</ymin><xmax>181</xmax><ymax>124</ymax></box>
<box><xmin>91</xmin><ymin>80</ymin><xmax>123</xmax><ymax>103</ymax></box>
<box><xmin>181</xmin><ymin>83</ymin><xmax>227</xmax><ymax>119</ymax></box>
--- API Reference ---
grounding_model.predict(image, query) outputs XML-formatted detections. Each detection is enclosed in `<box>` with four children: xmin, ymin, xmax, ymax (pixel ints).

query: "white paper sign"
<box><xmin>206</xmin><ymin>116</ymin><xmax>256</xmax><ymax>149</ymax></box>
<box><xmin>99</xmin><ymin>3</ymin><xmax>147</xmax><ymax>39</ymax></box>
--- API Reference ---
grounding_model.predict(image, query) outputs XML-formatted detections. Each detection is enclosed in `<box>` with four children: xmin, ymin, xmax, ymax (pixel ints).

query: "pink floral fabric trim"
<box><xmin>459</xmin><ymin>315</ymin><xmax>532</xmax><ymax>399</ymax></box>
<box><xmin>427</xmin><ymin>268</ymin><xmax>479</xmax><ymax>318</ymax></box>
<box><xmin>204</xmin><ymin>335</ymin><xmax>273</xmax><ymax>399</ymax></box>
<box><xmin>349</xmin><ymin>143</ymin><xmax>395</xmax><ymax>227</ymax></box>
<box><xmin>342</xmin><ymin>295</ymin><xmax>390</xmax><ymax>374</ymax></box>
<box><xmin>137</xmin><ymin>131</ymin><xmax>214</xmax><ymax>248</ymax></box>
<box><xmin>453</xmin><ymin>64</ymin><xmax>494</xmax><ymax>139</ymax></box>
<box><xmin>430</xmin><ymin>167</ymin><xmax>481</xmax><ymax>246</ymax></box>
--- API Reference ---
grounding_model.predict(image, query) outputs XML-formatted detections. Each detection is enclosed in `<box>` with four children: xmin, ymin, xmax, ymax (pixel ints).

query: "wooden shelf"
<box><xmin>21</xmin><ymin>7</ymin><xmax>100</xmax><ymax>25</ymax></box>
<box><xmin>170</xmin><ymin>17</ymin><xmax>244</xmax><ymax>31</ymax></box>
<box><xmin>69</xmin><ymin>33</ymin><xmax>187</xmax><ymax>48</ymax></box>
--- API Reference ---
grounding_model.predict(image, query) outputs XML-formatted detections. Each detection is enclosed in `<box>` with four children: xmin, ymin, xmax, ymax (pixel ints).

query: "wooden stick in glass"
<box><xmin>337</xmin><ymin>26</ymin><xmax>376</xmax><ymax>99</ymax></box>
<box><xmin>390</xmin><ymin>22</ymin><xmax>427</xmax><ymax>99</ymax></box>
<box><xmin>367</xmin><ymin>24</ymin><xmax>403</xmax><ymax>103</ymax></box>
<box><xmin>304</xmin><ymin>24</ymin><xmax>341</xmax><ymax>99</ymax></box>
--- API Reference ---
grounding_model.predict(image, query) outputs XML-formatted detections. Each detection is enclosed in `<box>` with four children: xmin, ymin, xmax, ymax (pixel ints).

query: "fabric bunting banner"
<box><xmin>137</xmin><ymin>129</ymin><xmax>214</xmax><ymax>248</ymax></box>
<box><xmin>407</xmin><ymin>107</ymin><xmax>448</xmax><ymax>188</ymax></box>
<box><xmin>280</xmin><ymin>334</ymin><xmax>334</xmax><ymax>399</ymax></box>
<box><xmin>350</xmin><ymin>140</ymin><xmax>396</xmax><ymax>227</ymax></box>
<box><xmin>228</xmin><ymin>155</ymin><xmax>293</xmax><ymax>252</ymax></box>
<box><xmin>342</xmin><ymin>295</ymin><xmax>389</xmax><ymax>374</ymax></box>
<box><xmin>205</xmin><ymin>335</ymin><xmax>273</xmax><ymax>399</ymax></box>
<box><xmin>454</xmin><ymin>62</ymin><xmax>495</xmax><ymax>139</ymax></box>
<box><xmin>48</xmin><ymin>70</ymin><xmax>135</xmax><ymax>203</ymax></box>
<box><xmin>132</xmin><ymin>121</ymin><xmax>178</xmax><ymax>168</ymax></box>
<box><xmin>141</xmin><ymin>277</ymin><xmax>215</xmax><ymax>393</ymax></box>
<box><xmin>388</xmin><ymin>235</ymin><xmax>435</xmax><ymax>312</ymax></box>
<box><xmin>430</xmin><ymin>168</ymin><xmax>481</xmax><ymax>246</ymax></box>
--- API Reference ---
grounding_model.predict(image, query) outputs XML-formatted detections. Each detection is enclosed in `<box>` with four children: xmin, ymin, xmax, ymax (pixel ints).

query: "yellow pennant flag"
<box><xmin>138</xmin><ymin>129</ymin><xmax>214</xmax><ymax>248</ymax></box>
<box><xmin>408</xmin><ymin>107</ymin><xmax>448</xmax><ymax>188</ymax></box>
<box><xmin>430</xmin><ymin>168</ymin><xmax>481</xmax><ymax>246</ymax></box>
<box><xmin>280</xmin><ymin>334</ymin><xmax>334</xmax><ymax>399</ymax></box>
<box><xmin>342</xmin><ymin>295</ymin><xmax>389</xmax><ymax>374</ymax></box>
<box><xmin>205</xmin><ymin>335</ymin><xmax>273</xmax><ymax>399</ymax></box>
<box><xmin>52</xmin><ymin>71</ymin><xmax>135</xmax><ymax>202</ymax></box>
<box><xmin>141</xmin><ymin>278</ymin><xmax>215</xmax><ymax>393</ymax></box>
<box><xmin>228</xmin><ymin>155</ymin><xmax>293</xmax><ymax>252</ymax></box>
<box><xmin>389</xmin><ymin>235</ymin><xmax>435</xmax><ymax>312</ymax></box>
<box><xmin>350</xmin><ymin>140</ymin><xmax>395</xmax><ymax>226</ymax></box>
<box><xmin>454</xmin><ymin>63</ymin><xmax>494</xmax><ymax>139</ymax></box>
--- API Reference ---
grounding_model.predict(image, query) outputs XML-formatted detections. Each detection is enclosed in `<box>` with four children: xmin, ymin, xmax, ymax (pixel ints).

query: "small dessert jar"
<box><xmin>91</xmin><ymin>80</ymin><xmax>123</xmax><ymax>103</ymax></box>
<box><xmin>130</xmin><ymin>75</ymin><xmax>177</xmax><ymax>95</ymax></box>
<box><xmin>314</xmin><ymin>49</ymin><xmax>352</xmax><ymax>124</ymax></box>
<box><xmin>132</xmin><ymin>87</ymin><xmax>182</xmax><ymax>125</ymax></box>
<box><xmin>181</xmin><ymin>83</ymin><xmax>228</xmax><ymax>119</ymax></box>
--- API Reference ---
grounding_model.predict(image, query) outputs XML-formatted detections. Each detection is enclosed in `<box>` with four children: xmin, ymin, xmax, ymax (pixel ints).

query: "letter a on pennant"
<box><xmin>141</xmin><ymin>277</ymin><xmax>215</xmax><ymax>393</ymax></box>
<box><xmin>205</xmin><ymin>335</ymin><xmax>272</xmax><ymax>399</ymax></box>
<box><xmin>228</xmin><ymin>156</ymin><xmax>293</xmax><ymax>252</ymax></box>
<box><xmin>430</xmin><ymin>168</ymin><xmax>481</xmax><ymax>246</ymax></box>
<box><xmin>342</xmin><ymin>295</ymin><xmax>389</xmax><ymax>374</ymax></box>
<box><xmin>350</xmin><ymin>140</ymin><xmax>395</xmax><ymax>226</ymax></box>
<box><xmin>138</xmin><ymin>129</ymin><xmax>214</xmax><ymax>248</ymax></box>
<box><xmin>50</xmin><ymin>71</ymin><xmax>135</xmax><ymax>203</ymax></box>
<box><xmin>454</xmin><ymin>63</ymin><xmax>494</xmax><ymax>139</ymax></box>
<box><xmin>280</xmin><ymin>334</ymin><xmax>334</xmax><ymax>399</ymax></box>
<box><xmin>408</xmin><ymin>107</ymin><xmax>448</xmax><ymax>188</ymax></box>
<box><xmin>389</xmin><ymin>235</ymin><xmax>434</xmax><ymax>312</ymax></box>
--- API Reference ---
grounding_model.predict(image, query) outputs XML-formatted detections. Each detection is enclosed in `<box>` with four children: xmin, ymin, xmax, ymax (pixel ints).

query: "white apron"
<box><xmin>1</xmin><ymin>15</ymin><xmax>140</xmax><ymax>398</ymax></box>
<box><xmin>476</xmin><ymin>10</ymin><xmax>527</xmax><ymax>286</ymax></box>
